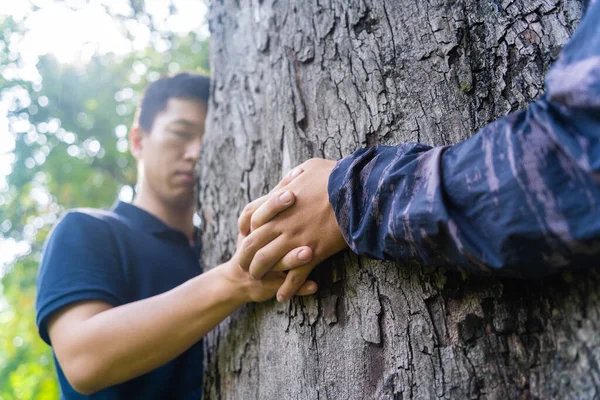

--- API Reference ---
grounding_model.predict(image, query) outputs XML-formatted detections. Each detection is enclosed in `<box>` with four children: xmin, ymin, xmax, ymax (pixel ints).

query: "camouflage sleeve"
<box><xmin>328</xmin><ymin>0</ymin><xmax>600</xmax><ymax>277</ymax></box>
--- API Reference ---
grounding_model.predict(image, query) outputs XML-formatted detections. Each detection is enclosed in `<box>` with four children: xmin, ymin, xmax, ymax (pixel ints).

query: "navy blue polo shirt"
<box><xmin>36</xmin><ymin>201</ymin><xmax>204</xmax><ymax>399</ymax></box>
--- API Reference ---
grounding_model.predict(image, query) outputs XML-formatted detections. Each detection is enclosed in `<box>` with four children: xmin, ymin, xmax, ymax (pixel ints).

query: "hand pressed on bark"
<box><xmin>230</xmin><ymin>233</ymin><xmax>318</xmax><ymax>302</ymax></box>
<box><xmin>238</xmin><ymin>158</ymin><xmax>348</xmax><ymax>302</ymax></box>
<box><xmin>237</xmin><ymin>166</ymin><xmax>304</xmax><ymax>236</ymax></box>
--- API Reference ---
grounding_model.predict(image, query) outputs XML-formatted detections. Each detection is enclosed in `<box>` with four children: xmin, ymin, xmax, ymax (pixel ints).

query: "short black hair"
<box><xmin>136</xmin><ymin>73</ymin><xmax>210</xmax><ymax>132</ymax></box>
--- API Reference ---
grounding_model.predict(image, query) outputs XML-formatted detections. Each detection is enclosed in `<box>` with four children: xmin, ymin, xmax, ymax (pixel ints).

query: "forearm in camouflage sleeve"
<box><xmin>328</xmin><ymin>0</ymin><xmax>600</xmax><ymax>277</ymax></box>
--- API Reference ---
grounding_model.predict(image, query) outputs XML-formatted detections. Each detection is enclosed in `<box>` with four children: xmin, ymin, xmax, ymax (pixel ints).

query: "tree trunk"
<box><xmin>198</xmin><ymin>0</ymin><xmax>599</xmax><ymax>398</ymax></box>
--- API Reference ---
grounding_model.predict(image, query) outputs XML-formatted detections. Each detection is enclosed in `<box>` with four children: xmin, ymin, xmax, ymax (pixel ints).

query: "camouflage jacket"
<box><xmin>328</xmin><ymin>0</ymin><xmax>600</xmax><ymax>277</ymax></box>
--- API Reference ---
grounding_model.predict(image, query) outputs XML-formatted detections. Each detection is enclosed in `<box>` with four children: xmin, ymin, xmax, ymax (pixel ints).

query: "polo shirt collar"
<box><xmin>112</xmin><ymin>201</ymin><xmax>179</xmax><ymax>235</ymax></box>
<box><xmin>112</xmin><ymin>202</ymin><xmax>202</xmax><ymax>257</ymax></box>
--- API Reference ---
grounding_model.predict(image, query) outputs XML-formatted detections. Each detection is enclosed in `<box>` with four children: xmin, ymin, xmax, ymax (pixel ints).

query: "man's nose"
<box><xmin>184</xmin><ymin>138</ymin><xmax>202</xmax><ymax>162</ymax></box>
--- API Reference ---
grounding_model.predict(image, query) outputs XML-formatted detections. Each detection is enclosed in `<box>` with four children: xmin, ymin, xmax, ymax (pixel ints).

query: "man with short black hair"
<box><xmin>36</xmin><ymin>73</ymin><xmax>317</xmax><ymax>398</ymax></box>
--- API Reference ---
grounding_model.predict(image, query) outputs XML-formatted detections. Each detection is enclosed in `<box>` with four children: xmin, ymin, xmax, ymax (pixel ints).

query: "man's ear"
<box><xmin>129</xmin><ymin>126</ymin><xmax>145</xmax><ymax>160</ymax></box>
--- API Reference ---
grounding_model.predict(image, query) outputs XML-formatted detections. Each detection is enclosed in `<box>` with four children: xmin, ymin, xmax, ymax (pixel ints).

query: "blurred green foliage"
<box><xmin>0</xmin><ymin>3</ymin><xmax>210</xmax><ymax>398</ymax></box>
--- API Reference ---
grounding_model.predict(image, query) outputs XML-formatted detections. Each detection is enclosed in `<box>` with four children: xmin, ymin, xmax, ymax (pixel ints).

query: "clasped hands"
<box><xmin>234</xmin><ymin>158</ymin><xmax>348</xmax><ymax>303</ymax></box>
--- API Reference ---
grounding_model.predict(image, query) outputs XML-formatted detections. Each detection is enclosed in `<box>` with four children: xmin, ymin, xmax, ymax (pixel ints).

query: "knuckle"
<box><xmin>289</xmin><ymin>226</ymin><xmax>303</xmax><ymax>237</ymax></box>
<box><xmin>242</xmin><ymin>237</ymin><xmax>255</xmax><ymax>252</ymax></box>
<box><xmin>254</xmin><ymin>250</ymin><xmax>267</xmax><ymax>265</ymax></box>
<box><xmin>242</xmin><ymin>203</ymin><xmax>254</xmax><ymax>216</ymax></box>
<box><xmin>250</xmin><ymin>214</ymin><xmax>264</xmax><ymax>231</ymax></box>
<box><xmin>250</xmin><ymin>214</ymin><xmax>258</xmax><ymax>228</ymax></box>
<box><xmin>289</xmin><ymin>273</ymin><xmax>302</xmax><ymax>286</ymax></box>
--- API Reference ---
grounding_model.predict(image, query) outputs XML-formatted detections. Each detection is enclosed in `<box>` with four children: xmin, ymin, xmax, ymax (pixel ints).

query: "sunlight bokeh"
<box><xmin>0</xmin><ymin>3</ymin><xmax>212</xmax><ymax>396</ymax></box>
<box><xmin>0</xmin><ymin>0</ymin><xmax>208</xmax><ymax>64</ymax></box>
<box><xmin>0</xmin><ymin>0</ymin><xmax>209</xmax><ymax>273</ymax></box>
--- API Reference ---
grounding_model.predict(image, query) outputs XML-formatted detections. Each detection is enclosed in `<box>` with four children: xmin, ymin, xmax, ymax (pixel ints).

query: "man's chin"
<box><xmin>167</xmin><ymin>192</ymin><xmax>195</xmax><ymax>210</ymax></box>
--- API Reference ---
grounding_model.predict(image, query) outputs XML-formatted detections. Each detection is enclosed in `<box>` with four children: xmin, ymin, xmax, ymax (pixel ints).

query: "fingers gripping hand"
<box><xmin>242</xmin><ymin>158</ymin><xmax>349</xmax><ymax>299</ymax></box>
<box><xmin>233</xmin><ymin>235</ymin><xmax>318</xmax><ymax>302</ymax></box>
<box><xmin>237</xmin><ymin>195</ymin><xmax>294</xmax><ymax>273</ymax></box>
<box><xmin>227</xmin><ymin>262</ymin><xmax>318</xmax><ymax>303</ymax></box>
<box><xmin>247</xmin><ymin>237</ymin><xmax>312</xmax><ymax>279</ymax></box>
<box><xmin>237</xmin><ymin>167</ymin><xmax>304</xmax><ymax>236</ymax></box>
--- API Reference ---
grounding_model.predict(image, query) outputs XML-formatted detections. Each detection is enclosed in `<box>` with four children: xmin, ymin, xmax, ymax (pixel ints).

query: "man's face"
<box><xmin>137</xmin><ymin>98</ymin><xmax>207</xmax><ymax>209</ymax></box>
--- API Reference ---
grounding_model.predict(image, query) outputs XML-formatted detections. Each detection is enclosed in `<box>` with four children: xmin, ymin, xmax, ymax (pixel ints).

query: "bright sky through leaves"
<box><xmin>0</xmin><ymin>1</ymin><xmax>208</xmax><ymax>64</ymax></box>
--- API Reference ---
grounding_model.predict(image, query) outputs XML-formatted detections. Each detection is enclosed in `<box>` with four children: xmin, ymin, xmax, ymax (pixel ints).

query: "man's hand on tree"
<box><xmin>237</xmin><ymin>158</ymin><xmax>348</xmax><ymax>302</ymax></box>
<box><xmin>223</xmin><ymin>233</ymin><xmax>318</xmax><ymax>303</ymax></box>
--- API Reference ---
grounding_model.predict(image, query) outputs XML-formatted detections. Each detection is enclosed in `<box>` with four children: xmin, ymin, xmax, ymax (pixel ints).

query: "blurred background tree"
<box><xmin>0</xmin><ymin>1</ymin><xmax>209</xmax><ymax>398</ymax></box>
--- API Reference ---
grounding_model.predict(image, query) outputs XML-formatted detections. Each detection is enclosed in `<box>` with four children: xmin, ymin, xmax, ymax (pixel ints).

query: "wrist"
<box><xmin>212</xmin><ymin>261</ymin><xmax>252</xmax><ymax>306</ymax></box>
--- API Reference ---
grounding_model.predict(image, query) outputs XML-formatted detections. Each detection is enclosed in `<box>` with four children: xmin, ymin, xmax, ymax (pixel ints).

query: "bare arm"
<box><xmin>48</xmin><ymin>255</ymin><xmax>316</xmax><ymax>394</ymax></box>
<box><xmin>47</xmin><ymin>187</ymin><xmax>317</xmax><ymax>398</ymax></box>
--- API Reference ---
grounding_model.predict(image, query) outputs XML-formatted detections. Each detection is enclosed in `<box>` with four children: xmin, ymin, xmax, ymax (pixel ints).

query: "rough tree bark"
<box><xmin>198</xmin><ymin>0</ymin><xmax>599</xmax><ymax>398</ymax></box>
